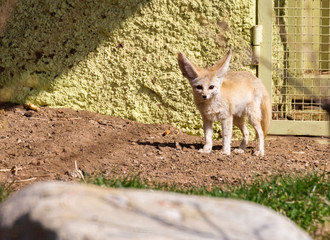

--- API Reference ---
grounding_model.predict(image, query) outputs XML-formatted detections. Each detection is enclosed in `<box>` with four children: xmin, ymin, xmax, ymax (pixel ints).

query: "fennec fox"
<box><xmin>178</xmin><ymin>50</ymin><xmax>271</xmax><ymax>156</ymax></box>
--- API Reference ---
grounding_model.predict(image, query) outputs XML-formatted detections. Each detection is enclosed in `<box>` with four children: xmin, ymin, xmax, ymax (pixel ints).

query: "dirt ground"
<box><xmin>0</xmin><ymin>102</ymin><xmax>329</xmax><ymax>191</ymax></box>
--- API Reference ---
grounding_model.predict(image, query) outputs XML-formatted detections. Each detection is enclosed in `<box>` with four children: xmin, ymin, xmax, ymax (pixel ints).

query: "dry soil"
<box><xmin>0</xmin><ymin>103</ymin><xmax>329</xmax><ymax>191</ymax></box>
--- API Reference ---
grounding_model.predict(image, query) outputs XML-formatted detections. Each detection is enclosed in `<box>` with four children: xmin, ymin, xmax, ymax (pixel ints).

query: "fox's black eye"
<box><xmin>209</xmin><ymin>85</ymin><xmax>215</xmax><ymax>89</ymax></box>
<box><xmin>196</xmin><ymin>85</ymin><xmax>203</xmax><ymax>90</ymax></box>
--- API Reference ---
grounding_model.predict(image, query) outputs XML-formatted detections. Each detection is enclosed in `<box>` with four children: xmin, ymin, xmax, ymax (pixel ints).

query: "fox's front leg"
<box><xmin>199</xmin><ymin>119</ymin><xmax>213</xmax><ymax>153</ymax></box>
<box><xmin>221</xmin><ymin>117</ymin><xmax>233</xmax><ymax>155</ymax></box>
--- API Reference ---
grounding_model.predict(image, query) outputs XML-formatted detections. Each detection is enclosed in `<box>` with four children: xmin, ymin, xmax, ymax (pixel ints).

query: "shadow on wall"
<box><xmin>0</xmin><ymin>0</ymin><xmax>151</xmax><ymax>103</ymax></box>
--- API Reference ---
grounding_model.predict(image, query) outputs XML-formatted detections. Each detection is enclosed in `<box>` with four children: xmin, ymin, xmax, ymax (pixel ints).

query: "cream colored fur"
<box><xmin>178</xmin><ymin>50</ymin><xmax>271</xmax><ymax>156</ymax></box>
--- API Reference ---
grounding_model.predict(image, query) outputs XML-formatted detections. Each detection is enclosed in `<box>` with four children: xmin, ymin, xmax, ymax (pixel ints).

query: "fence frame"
<box><xmin>258</xmin><ymin>0</ymin><xmax>329</xmax><ymax>136</ymax></box>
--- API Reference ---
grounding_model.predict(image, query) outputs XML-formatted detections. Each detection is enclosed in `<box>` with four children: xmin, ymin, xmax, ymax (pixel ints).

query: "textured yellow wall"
<box><xmin>0</xmin><ymin>0</ymin><xmax>255</xmax><ymax>137</ymax></box>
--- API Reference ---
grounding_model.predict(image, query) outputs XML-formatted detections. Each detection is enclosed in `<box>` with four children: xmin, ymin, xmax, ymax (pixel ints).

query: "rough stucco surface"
<box><xmin>0</xmin><ymin>0</ymin><xmax>255</xmax><ymax>136</ymax></box>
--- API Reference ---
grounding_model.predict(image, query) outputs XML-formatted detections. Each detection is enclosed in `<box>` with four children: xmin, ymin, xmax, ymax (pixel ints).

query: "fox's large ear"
<box><xmin>214</xmin><ymin>49</ymin><xmax>232</xmax><ymax>78</ymax></box>
<box><xmin>178</xmin><ymin>52</ymin><xmax>199</xmax><ymax>81</ymax></box>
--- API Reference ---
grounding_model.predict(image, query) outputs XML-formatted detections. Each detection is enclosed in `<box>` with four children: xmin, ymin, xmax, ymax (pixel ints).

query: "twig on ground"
<box><xmin>15</xmin><ymin>177</ymin><xmax>37</xmax><ymax>183</ymax></box>
<box><xmin>0</xmin><ymin>166</ymin><xmax>23</xmax><ymax>175</ymax></box>
<box><xmin>74</xmin><ymin>161</ymin><xmax>86</xmax><ymax>183</ymax></box>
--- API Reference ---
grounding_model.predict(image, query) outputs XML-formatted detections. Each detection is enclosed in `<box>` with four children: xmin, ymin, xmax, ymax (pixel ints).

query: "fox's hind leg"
<box><xmin>233</xmin><ymin>116</ymin><xmax>249</xmax><ymax>154</ymax></box>
<box><xmin>248</xmin><ymin>115</ymin><xmax>264</xmax><ymax>156</ymax></box>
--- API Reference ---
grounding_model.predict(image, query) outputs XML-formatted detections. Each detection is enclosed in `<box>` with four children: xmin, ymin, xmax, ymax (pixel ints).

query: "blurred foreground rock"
<box><xmin>0</xmin><ymin>181</ymin><xmax>311</xmax><ymax>240</ymax></box>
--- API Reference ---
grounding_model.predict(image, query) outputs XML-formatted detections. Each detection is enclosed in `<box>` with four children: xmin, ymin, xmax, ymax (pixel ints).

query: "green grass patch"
<box><xmin>89</xmin><ymin>172</ymin><xmax>329</xmax><ymax>239</ymax></box>
<box><xmin>216</xmin><ymin>173</ymin><xmax>329</xmax><ymax>238</ymax></box>
<box><xmin>0</xmin><ymin>182</ymin><xmax>14</xmax><ymax>203</ymax></box>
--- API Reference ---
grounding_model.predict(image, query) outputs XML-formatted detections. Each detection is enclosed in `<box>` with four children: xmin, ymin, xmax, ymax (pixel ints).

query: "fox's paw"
<box><xmin>220</xmin><ymin>150</ymin><xmax>230</xmax><ymax>156</ymax></box>
<box><xmin>233</xmin><ymin>148</ymin><xmax>245</xmax><ymax>154</ymax></box>
<box><xmin>198</xmin><ymin>148</ymin><xmax>212</xmax><ymax>153</ymax></box>
<box><xmin>253</xmin><ymin>150</ymin><xmax>264</xmax><ymax>157</ymax></box>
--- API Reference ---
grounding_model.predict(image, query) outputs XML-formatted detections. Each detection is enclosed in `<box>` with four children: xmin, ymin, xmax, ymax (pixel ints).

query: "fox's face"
<box><xmin>190</xmin><ymin>76</ymin><xmax>219</xmax><ymax>100</ymax></box>
<box><xmin>178</xmin><ymin>50</ymin><xmax>232</xmax><ymax>101</ymax></box>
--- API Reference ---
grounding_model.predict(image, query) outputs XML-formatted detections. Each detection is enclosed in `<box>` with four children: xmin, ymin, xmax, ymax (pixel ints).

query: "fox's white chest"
<box><xmin>195</xmin><ymin>92</ymin><xmax>253</xmax><ymax>122</ymax></box>
<box><xmin>196</xmin><ymin>97</ymin><xmax>229</xmax><ymax>121</ymax></box>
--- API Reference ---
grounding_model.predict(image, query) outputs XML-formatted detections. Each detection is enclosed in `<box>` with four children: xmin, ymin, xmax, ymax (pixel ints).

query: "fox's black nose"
<box><xmin>202</xmin><ymin>95</ymin><xmax>207</xmax><ymax>99</ymax></box>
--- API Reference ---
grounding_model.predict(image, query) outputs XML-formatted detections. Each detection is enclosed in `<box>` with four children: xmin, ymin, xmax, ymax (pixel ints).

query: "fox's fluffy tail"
<box><xmin>261</xmin><ymin>89</ymin><xmax>272</xmax><ymax>135</ymax></box>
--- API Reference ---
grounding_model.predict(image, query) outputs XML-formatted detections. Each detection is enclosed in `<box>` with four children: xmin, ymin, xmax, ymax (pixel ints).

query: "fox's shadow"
<box><xmin>137</xmin><ymin>141</ymin><xmax>202</xmax><ymax>150</ymax></box>
<box><xmin>136</xmin><ymin>141</ymin><xmax>252</xmax><ymax>151</ymax></box>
